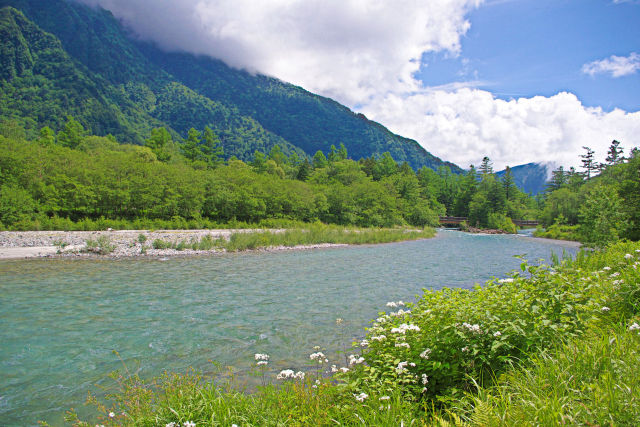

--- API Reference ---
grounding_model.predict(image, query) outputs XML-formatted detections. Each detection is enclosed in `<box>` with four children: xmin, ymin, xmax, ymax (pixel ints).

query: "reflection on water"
<box><xmin>0</xmin><ymin>230</ymin><xmax>579</xmax><ymax>426</ymax></box>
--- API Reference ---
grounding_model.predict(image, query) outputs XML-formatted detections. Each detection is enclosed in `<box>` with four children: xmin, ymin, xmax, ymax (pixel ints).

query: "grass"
<box><xmin>149</xmin><ymin>224</ymin><xmax>434</xmax><ymax>253</ymax></box>
<box><xmin>62</xmin><ymin>241</ymin><xmax>640</xmax><ymax>427</ymax></box>
<box><xmin>450</xmin><ymin>323</ymin><xmax>640</xmax><ymax>426</ymax></box>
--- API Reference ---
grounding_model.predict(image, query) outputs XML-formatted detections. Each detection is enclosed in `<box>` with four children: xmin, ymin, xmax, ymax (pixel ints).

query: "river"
<box><xmin>0</xmin><ymin>230</ymin><xmax>579</xmax><ymax>426</ymax></box>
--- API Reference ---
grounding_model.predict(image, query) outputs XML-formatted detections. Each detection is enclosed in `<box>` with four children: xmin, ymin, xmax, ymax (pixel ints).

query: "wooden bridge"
<box><xmin>439</xmin><ymin>217</ymin><xmax>539</xmax><ymax>227</ymax></box>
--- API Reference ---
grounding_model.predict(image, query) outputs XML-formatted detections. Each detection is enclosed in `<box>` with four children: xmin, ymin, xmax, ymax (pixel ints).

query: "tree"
<box><xmin>38</xmin><ymin>126</ymin><xmax>55</xmax><ymax>146</ymax></box>
<box><xmin>605</xmin><ymin>140</ymin><xmax>624</xmax><ymax>166</ymax></box>
<box><xmin>546</xmin><ymin>166</ymin><xmax>567</xmax><ymax>192</ymax></box>
<box><xmin>337</xmin><ymin>143</ymin><xmax>348</xmax><ymax>160</ymax></box>
<box><xmin>296</xmin><ymin>159</ymin><xmax>312</xmax><ymax>181</ymax></box>
<box><xmin>578</xmin><ymin>184</ymin><xmax>628</xmax><ymax>248</ymax></box>
<box><xmin>478</xmin><ymin>156</ymin><xmax>493</xmax><ymax>176</ymax></box>
<box><xmin>181</xmin><ymin>128</ymin><xmax>201</xmax><ymax>162</ymax></box>
<box><xmin>251</xmin><ymin>151</ymin><xmax>267</xmax><ymax>173</ymax></box>
<box><xmin>57</xmin><ymin>116</ymin><xmax>85</xmax><ymax>148</ymax></box>
<box><xmin>502</xmin><ymin>166</ymin><xmax>517</xmax><ymax>201</ymax></box>
<box><xmin>373</xmin><ymin>152</ymin><xmax>398</xmax><ymax>180</ymax></box>
<box><xmin>268</xmin><ymin>144</ymin><xmax>286</xmax><ymax>166</ymax></box>
<box><xmin>145</xmin><ymin>127</ymin><xmax>172</xmax><ymax>162</ymax></box>
<box><xmin>312</xmin><ymin>150</ymin><xmax>328</xmax><ymax>168</ymax></box>
<box><xmin>580</xmin><ymin>146</ymin><xmax>597</xmax><ymax>179</ymax></box>
<box><xmin>201</xmin><ymin>126</ymin><xmax>224</xmax><ymax>167</ymax></box>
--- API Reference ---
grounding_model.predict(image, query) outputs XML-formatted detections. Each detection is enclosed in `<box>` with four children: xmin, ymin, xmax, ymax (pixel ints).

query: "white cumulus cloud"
<box><xmin>582</xmin><ymin>52</ymin><xmax>640</xmax><ymax>78</ymax></box>
<box><xmin>362</xmin><ymin>90</ymin><xmax>640</xmax><ymax>170</ymax></box>
<box><xmin>76</xmin><ymin>0</ymin><xmax>482</xmax><ymax>106</ymax></box>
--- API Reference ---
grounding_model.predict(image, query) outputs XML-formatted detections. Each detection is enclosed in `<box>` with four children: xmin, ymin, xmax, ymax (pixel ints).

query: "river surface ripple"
<box><xmin>0</xmin><ymin>230</ymin><xmax>579</xmax><ymax>426</ymax></box>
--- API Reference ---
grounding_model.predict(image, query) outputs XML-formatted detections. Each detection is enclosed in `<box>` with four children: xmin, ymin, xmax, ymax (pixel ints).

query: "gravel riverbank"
<box><xmin>0</xmin><ymin>229</ymin><xmax>347</xmax><ymax>259</ymax></box>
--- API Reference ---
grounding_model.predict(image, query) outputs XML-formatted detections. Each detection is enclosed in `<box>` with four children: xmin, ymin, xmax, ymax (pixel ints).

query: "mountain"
<box><xmin>0</xmin><ymin>0</ymin><xmax>462</xmax><ymax>172</ymax></box>
<box><xmin>496</xmin><ymin>162</ymin><xmax>554</xmax><ymax>195</ymax></box>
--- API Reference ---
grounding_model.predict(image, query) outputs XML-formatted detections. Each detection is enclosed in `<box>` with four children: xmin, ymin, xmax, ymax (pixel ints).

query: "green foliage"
<box><xmin>84</xmin><ymin>235</ymin><xmax>115</xmax><ymax>254</ymax></box>
<box><xmin>0</xmin><ymin>182</ymin><xmax>36</xmax><ymax>225</ymax></box>
<box><xmin>578</xmin><ymin>184</ymin><xmax>629</xmax><ymax>248</ymax></box>
<box><xmin>533</xmin><ymin>223</ymin><xmax>580</xmax><ymax>241</ymax></box>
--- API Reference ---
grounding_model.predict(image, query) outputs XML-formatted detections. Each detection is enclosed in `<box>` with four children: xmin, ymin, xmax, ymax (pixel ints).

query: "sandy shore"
<box><xmin>0</xmin><ymin>229</ymin><xmax>347</xmax><ymax>260</ymax></box>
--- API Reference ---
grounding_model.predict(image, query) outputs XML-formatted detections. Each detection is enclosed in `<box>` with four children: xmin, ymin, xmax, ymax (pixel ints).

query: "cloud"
<box><xmin>361</xmin><ymin>90</ymin><xmax>640</xmax><ymax>170</ymax></box>
<box><xmin>75</xmin><ymin>0</ymin><xmax>482</xmax><ymax>106</ymax></box>
<box><xmin>582</xmin><ymin>52</ymin><xmax>640</xmax><ymax>78</ymax></box>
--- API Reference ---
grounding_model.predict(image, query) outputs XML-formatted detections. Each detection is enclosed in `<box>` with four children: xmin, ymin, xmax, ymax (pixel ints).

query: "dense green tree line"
<box><xmin>0</xmin><ymin>120</ymin><xmax>541</xmax><ymax>231</ymax></box>
<box><xmin>538</xmin><ymin>141</ymin><xmax>640</xmax><ymax>247</ymax></box>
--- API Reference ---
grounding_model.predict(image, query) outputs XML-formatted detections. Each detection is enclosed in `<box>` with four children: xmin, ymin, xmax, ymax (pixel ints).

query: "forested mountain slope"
<box><xmin>0</xmin><ymin>0</ymin><xmax>461</xmax><ymax>170</ymax></box>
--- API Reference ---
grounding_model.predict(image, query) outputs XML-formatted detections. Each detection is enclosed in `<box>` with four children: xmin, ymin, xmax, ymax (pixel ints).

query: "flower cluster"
<box><xmin>354</xmin><ymin>392</ymin><xmax>368</xmax><ymax>402</ymax></box>
<box><xmin>348</xmin><ymin>354</ymin><xmax>365</xmax><ymax>365</ymax></box>
<box><xmin>386</xmin><ymin>301</ymin><xmax>405</xmax><ymax>308</ymax></box>
<box><xmin>461</xmin><ymin>322</ymin><xmax>482</xmax><ymax>334</ymax></box>
<box><xmin>390</xmin><ymin>323</ymin><xmax>421</xmax><ymax>334</ymax></box>
<box><xmin>255</xmin><ymin>353</ymin><xmax>269</xmax><ymax>366</ymax></box>
<box><xmin>309</xmin><ymin>351</ymin><xmax>328</xmax><ymax>363</ymax></box>
<box><xmin>276</xmin><ymin>369</ymin><xmax>305</xmax><ymax>380</ymax></box>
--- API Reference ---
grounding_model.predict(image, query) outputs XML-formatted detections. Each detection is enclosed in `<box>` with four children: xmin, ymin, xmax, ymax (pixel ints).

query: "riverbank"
<box><xmin>0</xmin><ymin>226</ymin><xmax>433</xmax><ymax>259</ymax></box>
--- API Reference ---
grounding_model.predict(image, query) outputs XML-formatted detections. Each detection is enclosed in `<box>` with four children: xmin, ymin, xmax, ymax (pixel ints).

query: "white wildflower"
<box><xmin>493</xmin><ymin>331</ymin><xmax>502</xmax><ymax>337</ymax></box>
<box><xmin>294</xmin><ymin>371</ymin><xmax>305</xmax><ymax>380</ymax></box>
<box><xmin>390</xmin><ymin>323</ymin><xmax>421</xmax><ymax>334</ymax></box>
<box><xmin>254</xmin><ymin>353</ymin><xmax>269</xmax><ymax>361</ymax></box>
<box><xmin>398</xmin><ymin>301</ymin><xmax>405</xmax><ymax>306</ymax></box>
<box><xmin>348</xmin><ymin>354</ymin><xmax>365</xmax><ymax>365</ymax></box>
<box><xmin>389</xmin><ymin>309</ymin><xmax>411</xmax><ymax>317</ymax></box>
<box><xmin>395</xmin><ymin>361</ymin><xmax>409</xmax><ymax>374</ymax></box>
<box><xmin>462</xmin><ymin>323</ymin><xmax>482</xmax><ymax>334</ymax></box>
<box><xmin>601</xmin><ymin>306</ymin><xmax>611</xmax><ymax>312</ymax></box>
<box><xmin>420</xmin><ymin>348</ymin><xmax>432</xmax><ymax>359</ymax></box>
<box><xmin>625</xmin><ymin>253</ymin><xmax>634</xmax><ymax>260</ymax></box>
<box><xmin>257</xmin><ymin>360</ymin><xmax>268</xmax><ymax>366</ymax></box>
<box><xmin>371</xmin><ymin>335</ymin><xmax>386</xmax><ymax>342</ymax></box>
<box><xmin>331</xmin><ymin>364</ymin><xmax>338</xmax><ymax>373</ymax></box>
<box><xmin>498</xmin><ymin>278</ymin><xmax>514</xmax><ymax>283</ymax></box>
<box><xmin>340</xmin><ymin>367</ymin><xmax>350</xmax><ymax>373</ymax></box>
<box><xmin>277</xmin><ymin>369</ymin><xmax>295</xmax><ymax>380</ymax></box>
<box><xmin>108</xmin><ymin>412</ymin><xmax>115</xmax><ymax>418</ymax></box>
<box><xmin>421</xmin><ymin>374</ymin><xmax>429</xmax><ymax>385</ymax></box>
<box><xmin>395</xmin><ymin>342</ymin><xmax>410</xmax><ymax>349</ymax></box>
<box><xmin>184</xmin><ymin>422</ymin><xmax>196</xmax><ymax>427</ymax></box>
<box><xmin>336</xmin><ymin>318</ymin><xmax>343</xmax><ymax>325</ymax></box>
<box><xmin>360</xmin><ymin>339</ymin><xmax>369</xmax><ymax>347</ymax></box>
<box><xmin>603</xmin><ymin>266</ymin><xmax>611</xmax><ymax>271</ymax></box>
<box><xmin>310</xmin><ymin>352</ymin><xmax>326</xmax><ymax>363</ymax></box>
<box><xmin>379</xmin><ymin>395</ymin><xmax>391</xmax><ymax>401</ymax></box>
<box><xmin>165</xmin><ymin>423</ymin><xmax>175</xmax><ymax>427</ymax></box>
<box><xmin>629</xmin><ymin>322</ymin><xmax>640</xmax><ymax>331</ymax></box>
<box><xmin>354</xmin><ymin>392</ymin><xmax>368</xmax><ymax>402</ymax></box>
<box><xmin>461</xmin><ymin>346</ymin><xmax>469</xmax><ymax>353</ymax></box>
<box><xmin>422</xmin><ymin>387</ymin><xmax>428</xmax><ymax>393</ymax></box>
<box><xmin>386</xmin><ymin>301</ymin><xmax>398</xmax><ymax>308</ymax></box>
<box><xmin>610</xmin><ymin>272</ymin><xmax>621</xmax><ymax>278</ymax></box>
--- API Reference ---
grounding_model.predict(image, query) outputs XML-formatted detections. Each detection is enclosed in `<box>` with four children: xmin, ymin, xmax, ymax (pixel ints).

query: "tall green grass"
<box><xmin>148</xmin><ymin>224</ymin><xmax>434</xmax><ymax>252</ymax></box>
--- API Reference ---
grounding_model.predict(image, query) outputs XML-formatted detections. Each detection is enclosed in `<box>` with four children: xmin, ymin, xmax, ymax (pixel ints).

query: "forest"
<box><xmin>0</xmin><ymin>118</ymin><xmax>536</xmax><ymax>233</ymax></box>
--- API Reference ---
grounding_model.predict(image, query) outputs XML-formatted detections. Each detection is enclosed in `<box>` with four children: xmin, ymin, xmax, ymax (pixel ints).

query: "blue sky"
<box><xmin>418</xmin><ymin>0</ymin><xmax>640</xmax><ymax>112</ymax></box>
<box><xmin>79</xmin><ymin>0</ymin><xmax>640</xmax><ymax>169</ymax></box>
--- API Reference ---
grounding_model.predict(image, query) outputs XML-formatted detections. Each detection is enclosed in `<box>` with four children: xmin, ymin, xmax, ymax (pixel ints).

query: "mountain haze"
<box><xmin>0</xmin><ymin>0</ymin><xmax>461</xmax><ymax>171</ymax></box>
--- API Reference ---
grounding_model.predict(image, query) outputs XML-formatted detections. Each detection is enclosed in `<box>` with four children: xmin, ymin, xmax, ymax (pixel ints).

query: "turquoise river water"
<box><xmin>0</xmin><ymin>230</ymin><xmax>580</xmax><ymax>426</ymax></box>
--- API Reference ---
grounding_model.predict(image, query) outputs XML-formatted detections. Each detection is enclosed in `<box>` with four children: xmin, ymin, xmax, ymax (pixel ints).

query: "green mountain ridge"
<box><xmin>0</xmin><ymin>0</ymin><xmax>462</xmax><ymax>171</ymax></box>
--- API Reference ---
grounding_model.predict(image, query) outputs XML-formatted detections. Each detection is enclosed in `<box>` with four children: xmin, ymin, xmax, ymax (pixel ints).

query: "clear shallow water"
<box><xmin>0</xmin><ymin>230</ymin><xmax>579</xmax><ymax>426</ymax></box>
